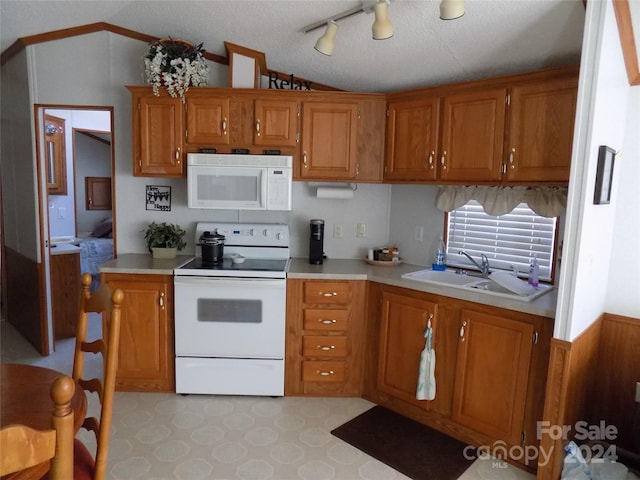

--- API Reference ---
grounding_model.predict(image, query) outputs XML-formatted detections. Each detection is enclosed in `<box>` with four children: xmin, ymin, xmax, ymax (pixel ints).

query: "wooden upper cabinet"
<box><xmin>505</xmin><ymin>77</ymin><xmax>578</xmax><ymax>183</ymax></box>
<box><xmin>254</xmin><ymin>99</ymin><xmax>300</xmax><ymax>147</ymax></box>
<box><xmin>131</xmin><ymin>89</ymin><xmax>185</xmax><ymax>177</ymax></box>
<box><xmin>440</xmin><ymin>88</ymin><xmax>507</xmax><ymax>182</ymax></box>
<box><xmin>451</xmin><ymin>309</ymin><xmax>533</xmax><ymax>446</ymax></box>
<box><xmin>300</xmin><ymin>101</ymin><xmax>359</xmax><ymax>180</ymax></box>
<box><xmin>44</xmin><ymin>114</ymin><xmax>67</xmax><ymax>195</ymax></box>
<box><xmin>384</xmin><ymin>96</ymin><xmax>440</xmax><ymax>181</ymax></box>
<box><xmin>185</xmin><ymin>94</ymin><xmax>230</xmax><ymax>145</ymax></box>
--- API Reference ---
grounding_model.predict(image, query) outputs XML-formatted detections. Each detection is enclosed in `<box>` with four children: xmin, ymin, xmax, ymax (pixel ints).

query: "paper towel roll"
<box><xmin>316</xmin><ymin>186</ymin><xmax>354</xmax><ymax>199</ymax></box>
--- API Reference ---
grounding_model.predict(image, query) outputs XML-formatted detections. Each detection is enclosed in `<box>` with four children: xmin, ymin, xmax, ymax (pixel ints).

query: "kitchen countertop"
<box><xmin>99</xmin><ymin>254</ymin><xmax>557</xmax><ymax>318</ymax></box>
<box><xmin>99</xmin><ymin>253</ymin><xmax>195</xmax><ymax>275</ymax></box>
<box><xmin>288</xmin><ymin>258</ymin><xmax>558</xmax><ymax>318</ymax></box>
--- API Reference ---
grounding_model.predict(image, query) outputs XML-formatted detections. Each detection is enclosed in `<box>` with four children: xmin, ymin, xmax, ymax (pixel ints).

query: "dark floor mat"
<box><xmin>331</xmin><ymin>406</ymin><xmax>475</xmax><ymax>480</ymax></box>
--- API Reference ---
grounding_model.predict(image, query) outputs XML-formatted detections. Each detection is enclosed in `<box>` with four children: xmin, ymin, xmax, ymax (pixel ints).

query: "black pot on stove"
<box><xmin>199</xmin><ymin>230</ymin><xmax>225</xmax><ymax>263</ymax></box>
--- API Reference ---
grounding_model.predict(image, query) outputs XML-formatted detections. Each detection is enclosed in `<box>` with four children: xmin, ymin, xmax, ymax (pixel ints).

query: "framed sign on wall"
<box><xmin>593</xmin><ymin>145</ymin><xmax>616</xmax><ymax>205</ymax></box>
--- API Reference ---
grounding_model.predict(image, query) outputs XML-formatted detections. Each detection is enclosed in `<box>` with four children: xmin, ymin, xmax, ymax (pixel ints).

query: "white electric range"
<box><xmin>173</xmin><ymin>222</ymin><xmax>290</xmax><ymax>396</ymax></box>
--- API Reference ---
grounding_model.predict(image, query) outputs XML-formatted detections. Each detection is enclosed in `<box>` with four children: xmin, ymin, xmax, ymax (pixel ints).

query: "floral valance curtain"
<box><xmin>435</xmin><ymin>185</ymin><xmax>568</xmax><ymax>217</ymax></box>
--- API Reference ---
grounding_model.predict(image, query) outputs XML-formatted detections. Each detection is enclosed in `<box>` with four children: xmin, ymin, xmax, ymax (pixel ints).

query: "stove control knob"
<box><xmin>263</xmin><ymin>229</ymin><xmax>270</xmax><ymax>237</ymax></box>
<box><xmin>248</xmin><ymin>228</ymin><xmax>255</xmax><ymax>236</ymax></box>
<box><xmin>275</xmin><ymin>232</ymin><xmax>282</xmax><ymax>240</ymax></box>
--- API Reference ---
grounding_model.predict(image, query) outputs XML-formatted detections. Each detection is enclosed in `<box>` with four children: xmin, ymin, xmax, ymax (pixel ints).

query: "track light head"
<box><xmin>314</xmin><ymin>21</ymin><xmax>339</xmax><ymax>56</ymax></box>
<box><xmin>440</xmin><ymin>0</ymin><xmax>465</xmax><ymax>20</ymax></box>
<box><xmin>372</xmin><ymin>1</ymin><xmax>393</xmax><ymax>40</ymax></box>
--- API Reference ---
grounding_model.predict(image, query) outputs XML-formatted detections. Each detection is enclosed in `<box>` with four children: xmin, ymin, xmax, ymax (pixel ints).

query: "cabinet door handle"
<box><xmin>441</xmin><ymin>151</ymin><xmax>447</xmax><ymax>170</ymax></box>
<box><xmin>459</xmin><ymin>320</ymin><xmax>467</xmax><ymax>341</ymax></box>
<box><xmin>509</xmin><ymin>148</ymin><xmax>516</xmax><ymax>168</ymax></box>
<box><xmin>320</xmin><ymin>292</ymin><xmax>337</xmax><ymax>297</ymax></box>
<box><xmin>222</xmin><ymin>117</ymin><xmax>227</xmax><ymax>135</ymax></box>
<box><xmin>303</xmin><ymin>151</ymin><xmax>308</xmax><ymax>168</ymax></box>
<box><xmin>318</xmin><ymin>319</ymin><xmax>337</xmax><ymax>325</ymax></box>
<box><xmin>428</xmin><ymin>151</ymin><xmax>435</xmax><ymax>169</ymax></box>
<box><xmin>255</xmin><ymin>119</ymin><xmax>261</xmax><ymax>136</ymax></box>
<box><xmin>159</xmin><ymin>292</ymin><xmax>165</xmax><ymax>309</ymax></box>
<box><xmin>318</xmin><ymin>345</ymin><xmax>336</xmax><ymax>351</ymax></box>
<box><xmin>175</xmin><ymin>147</ymin><xmax>181</xmax><ymax>164</ymax></box>
<box><xmin>316</xmin><ymin>370</ymin><xmax>334</xmax><ymax>376</ymax></box>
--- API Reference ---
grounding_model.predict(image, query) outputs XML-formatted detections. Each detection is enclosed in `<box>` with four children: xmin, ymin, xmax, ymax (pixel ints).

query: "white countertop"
<box><xmin>99</xmin><ymin>254</ymin><xmax>557</xmax><ymax>318</ymax></box>
<box><xmin>288</xmin><ymin>258</ymin><xmax>557</xmax><ymax>318</ymax></box>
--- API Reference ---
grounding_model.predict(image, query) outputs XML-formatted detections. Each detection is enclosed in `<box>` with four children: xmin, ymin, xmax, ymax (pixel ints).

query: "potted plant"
<box><xmin>144</xmin><ymin>222</ymin><xmax>187</xmax><ymax>259</ymax></box>
<box><xmin>143</xmin><ymin>37</ymin><xmax>209</xmax><ymax>101</ymax></box>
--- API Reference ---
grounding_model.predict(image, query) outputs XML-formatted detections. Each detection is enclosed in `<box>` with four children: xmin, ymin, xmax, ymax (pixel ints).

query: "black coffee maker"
<box><xmin>309</xmin><ymin>219</ymin><xmax>325</xmax><ymax>265</ymax></box>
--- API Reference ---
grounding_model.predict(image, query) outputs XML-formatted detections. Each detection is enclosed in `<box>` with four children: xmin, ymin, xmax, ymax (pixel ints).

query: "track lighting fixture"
<box><xmin>303</xmin><ymin>0</ymin><xmax>464</xmax><ymax>56</ymax></box>
<box><xmin>440</xmin><ymin>0</ymin><xmax>465</xmax><ymax>20</ymax></box>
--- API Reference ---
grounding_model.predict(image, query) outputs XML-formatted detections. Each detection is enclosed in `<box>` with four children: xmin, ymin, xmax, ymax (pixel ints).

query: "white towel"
<box><xmin>416</xmin><ymin>327</ymin><xmax>436</xmax><ymax>401</ymax></box>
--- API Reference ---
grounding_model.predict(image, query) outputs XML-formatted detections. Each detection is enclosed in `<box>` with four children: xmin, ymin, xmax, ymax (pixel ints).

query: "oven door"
<box><xmin>174</xmin><ymin>276</ymin><xmax>285</xmax><ymax>359</ymax></box>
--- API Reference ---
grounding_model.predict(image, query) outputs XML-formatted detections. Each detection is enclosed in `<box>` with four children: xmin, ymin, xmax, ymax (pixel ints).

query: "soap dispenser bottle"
<box><xmin>528</xmin><ymin>256</ymin><xmax>539</xmax><ymax>287</ymax></box>
<box><xmin>432</xmin><ymin>236</ymin><xmax>447</xmax><ymax>271</ymax></box>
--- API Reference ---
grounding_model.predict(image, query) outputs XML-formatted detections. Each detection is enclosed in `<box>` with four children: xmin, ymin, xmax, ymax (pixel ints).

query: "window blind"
<box><xmin>446</xmin><ymin>200</ymin><xmax>557</xmax><ymax>281</ymax></box>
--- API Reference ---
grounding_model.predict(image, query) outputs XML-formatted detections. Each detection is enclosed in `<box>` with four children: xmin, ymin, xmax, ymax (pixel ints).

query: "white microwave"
<box><xmin>187</xmin><ymin>154</ymin><xmax>293</xmax><ymax>211</ymax></box>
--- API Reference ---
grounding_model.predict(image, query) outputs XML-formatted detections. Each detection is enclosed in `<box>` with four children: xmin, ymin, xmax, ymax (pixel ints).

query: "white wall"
<box><xmin>555</xmin><ymin>0</ymin><xmax>632</xmax><ymax>341</ymax></box>
<box><xmin>605</xmin><ymin>85</ymin><xmax>640</xmax><ymax>317</ymax></box>
<box><xmin>0</xmin><ymin>48</ymin><xmax>39</xmax><ymax>260</ymax></box>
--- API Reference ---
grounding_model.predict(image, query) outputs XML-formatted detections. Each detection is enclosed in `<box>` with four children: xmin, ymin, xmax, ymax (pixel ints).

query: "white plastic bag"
<box><xmin>561</xmin><ymin>441</ymin><xmax>592</xmax><ymax>479</ymax></box>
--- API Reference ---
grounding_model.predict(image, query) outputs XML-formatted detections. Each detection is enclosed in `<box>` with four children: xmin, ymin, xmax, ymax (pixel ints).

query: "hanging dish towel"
<box><xmin>416</xmin><ymin>321</ymin><xmax>436</xmax><ymax>400</ymax></box>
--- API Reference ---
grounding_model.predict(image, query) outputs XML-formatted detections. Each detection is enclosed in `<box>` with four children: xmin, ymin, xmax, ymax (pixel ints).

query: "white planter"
<box><xmin>152</xmin><ymin>247</ymin><xmax>177</xmax><ymax>259</ymax></box>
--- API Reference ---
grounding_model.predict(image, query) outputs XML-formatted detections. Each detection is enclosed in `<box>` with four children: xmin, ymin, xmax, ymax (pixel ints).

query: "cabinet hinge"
<box><xmin>533</xmin><ymin>331</ymin><xmax>539</xmax><ymax>345</ymax></box>
<box><xmin>137</xmin><ymin>102</ymin><xmax>141</xmax><ymax>111</ymax></box>
<box><xmin>185</xmin><ymin>129</ymin><xmax>188</xmax><ymax>139</ymax></box>
<box><xmin>506</xmin><ymin>94</ymin><xmax>511</xmax><ymax>106</ymax></box>
<box><xmin>501</xmin><ymin>163</ymin><xmax>507</xmax><ymax>174</ymax></box>
<box><xmin>297</xmin><ymin>105</ymin><xmax>301</xmax><ymax>116</ymax></box>
<box><xmin>521</xmin><ymin>431</ymin><xmax>526</xmax><ymax>443</ymax></box>
<box><xmin>357</xmin><ymin>108</ymin><xmax>361</xmax><ymax>119</ymax></box>
<box><xmin>138</xmin><ymin>159</ymin><xmax>141</xmax><ymax>168</ymax></box>
<box><xmin>386</xmin><ymin>109</ymin><xmax>390</xmax><ymax>117</ymax></box>
<box><xmin>296</xmin><ymin>132</ymin><xmax>300</xmax><ymax>143</ymax></box>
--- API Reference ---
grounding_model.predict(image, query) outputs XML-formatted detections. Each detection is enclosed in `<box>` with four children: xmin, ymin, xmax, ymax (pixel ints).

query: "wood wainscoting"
<box><xmin>538</xmin><ymin>313</ymin><xmax>640</xmax><ymax>479</ymax></box>
<box><xmin>3</xmin><ymin>246</ymin><xmax>46</xmax><ymax>353</ymax></box>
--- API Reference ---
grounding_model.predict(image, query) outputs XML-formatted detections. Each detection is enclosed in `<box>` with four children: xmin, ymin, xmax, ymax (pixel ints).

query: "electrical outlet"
<box><xmin>636</xmin><ymin>382</ymin><xmax>640</xmax><ymax>403</ymax></box>
<box><xmin>333</xmin><ymin>224</ymin><xmax>343</xmax><ymax>238</ymax></box>
<box><xmin>356</xmin><ymin>223</ymin><xmax>366</xmax><ymax>238</ymax></box>
<box><xmin>415</xmin><ymin>226</ymin><xmax>424</xmax><ymax>242</ymax></box>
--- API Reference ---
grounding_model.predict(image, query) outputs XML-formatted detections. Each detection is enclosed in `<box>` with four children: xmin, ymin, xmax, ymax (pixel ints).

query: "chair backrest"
<box><xmin>73</xmin><ymin>272</ymin><xmax>124</xmax><ymax>480</ymax></box>
<box><xmin>0</xmin><ymin>375</ymin><xmax>75</xmax><ymax>479</ymax></box>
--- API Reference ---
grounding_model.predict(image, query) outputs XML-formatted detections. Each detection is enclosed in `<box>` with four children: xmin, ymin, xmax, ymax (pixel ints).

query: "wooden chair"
<box><xmin>0</xmin><ymin>375</ymin><xmax>75</xmax><ymax>479</ymax></box>
<box><xmin>70</xmin><ymin>272</ymin><xmax>124</xmax><ymax>480</ymax></box>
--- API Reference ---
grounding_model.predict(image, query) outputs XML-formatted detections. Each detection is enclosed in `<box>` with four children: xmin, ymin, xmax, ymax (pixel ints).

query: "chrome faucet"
<box><xmin>458</xmin><ymin>250</ymin><xmax>491</xmax><ymax>278</ymax></box>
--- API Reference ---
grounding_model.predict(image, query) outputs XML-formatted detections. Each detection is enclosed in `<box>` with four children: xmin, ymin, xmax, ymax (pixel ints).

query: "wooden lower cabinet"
<box><xmin>451</xmin><ymin>309</ymin><xmax>533</xmax><ymax>447</ymax></box>
<box><xmin>377</xmin><ymin>291</ymin><xmax>437</xmax><ymax>408</ymax></box>
<box><xmin>364</xmin><ymin>283</ymin><xmax>552</xmax><ymax>472</ymax></box>
<box><xmin>101</xmin><ymin>273</ymin><xmax>174</xmax><ymax>392</ymax></box>
<box><xmin>50</xmin><ymin>251</ymin><xmax>81</xmax><ymax>340</ymax></box>
<box><xmin>285</xmin><ymin>279</ymin><xmax>366</xmax><ymax>396</ymax></box>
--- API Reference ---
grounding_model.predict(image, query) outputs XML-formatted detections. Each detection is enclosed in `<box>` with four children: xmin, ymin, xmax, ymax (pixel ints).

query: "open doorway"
<box><xmin>39</xmin><ymin>106</ymin><xmax>116</xmax><ymax>350</ymax></box>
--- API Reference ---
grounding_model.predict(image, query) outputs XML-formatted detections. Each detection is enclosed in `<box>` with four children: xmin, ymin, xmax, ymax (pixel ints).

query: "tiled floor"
<box><xmin>1</xmin><ymin>319</ymin><xmax>534</xmax><ymax>480</ymax></box>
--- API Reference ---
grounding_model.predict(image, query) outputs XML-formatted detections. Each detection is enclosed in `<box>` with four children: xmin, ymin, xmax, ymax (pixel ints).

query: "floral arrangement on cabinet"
<box><xmin>144</xmin><ymin>37</ymin><xmax>209</xmax><ymax>101</ymax></box>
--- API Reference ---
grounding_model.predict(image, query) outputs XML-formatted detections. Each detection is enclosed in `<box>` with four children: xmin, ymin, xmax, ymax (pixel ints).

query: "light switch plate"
<box><xmin>356</xmin><ymin>223</ymin><xmax>366</xmax><ymax>238</ymax></box>
<box><xmin>333</xmin><ymin>224</ymin><xmax>343</xmax><ymax>238</ymax></box>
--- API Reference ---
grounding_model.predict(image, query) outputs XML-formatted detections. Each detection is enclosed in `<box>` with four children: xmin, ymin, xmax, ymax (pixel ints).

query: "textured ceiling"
<box><xmin>0</xmin><ymin>0</ymin><xmax>586</xmax><ymax>93</ymax></box>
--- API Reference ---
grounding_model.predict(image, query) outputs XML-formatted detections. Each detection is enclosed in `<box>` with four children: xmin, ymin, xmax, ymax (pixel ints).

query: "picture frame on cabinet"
<box><xmin>593</xmin><ymin>145</ymin><xmax>616</xmax><ymax>205</ymax></box>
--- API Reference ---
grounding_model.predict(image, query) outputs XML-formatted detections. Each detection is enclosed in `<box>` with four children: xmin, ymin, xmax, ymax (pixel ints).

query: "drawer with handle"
<box><xmin>303</xmin><ymin>309</ymin><xmax>349</xmax><ymax>331</ymax></box>
<box><xmin>303</xmin><ymin>281</ymin><xmax>352</xmax><ymax>304</ymax></box>
<box><xmin>302</xmin><ymin>336</ymin><xmax>347</xmax><ymax>357</ymax></box>
<box><xmin>302</xmin><ymin>361</ymin><xmax>346</xmax><ymax>382</ymax></box>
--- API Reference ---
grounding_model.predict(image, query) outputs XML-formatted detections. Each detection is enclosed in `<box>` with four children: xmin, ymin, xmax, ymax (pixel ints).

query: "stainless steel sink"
<box><xmin>401</xmin><ymin>269</ymin><xmax>555</xmax><ymax>302</ymax></box>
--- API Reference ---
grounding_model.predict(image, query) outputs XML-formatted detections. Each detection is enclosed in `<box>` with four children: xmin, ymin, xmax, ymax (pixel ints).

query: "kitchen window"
<box><xmin>446</xmin><ymin>200</ymin><xmax>558</xmax><ymax>282</ymax></box>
